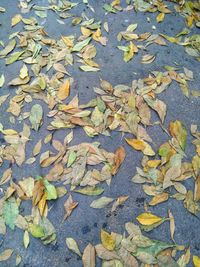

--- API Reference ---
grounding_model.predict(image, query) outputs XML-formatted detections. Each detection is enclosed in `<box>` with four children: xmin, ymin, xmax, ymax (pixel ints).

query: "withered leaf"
<box><xmin>29</xmin><ymin>104</ymin><xmax>43</xmax><ymax>131</ymax></box>
<box><xmin>111</xmin><ymin>146</ymin><xmax>126</xmax><ymax>175</ymax></box>
<box><xmin>57</xmin><ymin>79</ymin><xmax>70</xmax><ymax>101</ymax></box>
<box><xmin>0</xmin><ymin>249</ymin><xmax>13</xmax><ymax>262</ymax></box>
<box><xmin>64</xmin><ymin>195</ymin><xmax>78</xmax><ymax>220</ymax></box>
<box><xmin>82</xmin><ymin>243</ymin><xmax>96</xmax><ymax>267</ymax></box>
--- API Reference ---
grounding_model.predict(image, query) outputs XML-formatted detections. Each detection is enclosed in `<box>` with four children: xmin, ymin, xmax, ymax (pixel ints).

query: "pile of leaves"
<box><xmin>0</xmin><ymin>0</ymin><xmax>200</xmax><ymax>266</ymax></box>
<box><xmin>66</xmin><ymin>220</ymin><xmax>200</xmax><ymax>266</ymax></box>
<box><xmin>132</xmin><ymin>121</ymin><xmax>200</xmax><ymax>216</ymax></box>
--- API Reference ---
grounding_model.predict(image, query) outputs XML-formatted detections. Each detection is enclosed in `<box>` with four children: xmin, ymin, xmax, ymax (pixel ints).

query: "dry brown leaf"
<box><xmin>64</xmin><ymin>195</ymin><xmax>78</xmax><ymax>220</ymax></box>
<box><xmin>82</xmin><ymin>243</ymin><xmax>96</xmax><ymax>267</ymax></box>
<box><xmin>111</xmin><ymin>146</ymin><xmax>126</xmax><ymax>175</ymax></box>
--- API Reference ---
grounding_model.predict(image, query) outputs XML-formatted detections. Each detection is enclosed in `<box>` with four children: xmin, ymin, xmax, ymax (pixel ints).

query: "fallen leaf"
<box><xmin>57</xmin><ymin>79</ymin><xmax>70</xmax><ymax>101</ymax></box>
<box><xmin>136</xmin><ymin>212</ymin><xmax>163</xmax><ymax>226</ymax></box>
<box><xmin>101</xmin><ymin>229</ymin><xmax>115</xmax><ymax>251</ymax></box>
<box><xmin>66</xmin><ymin>238</ymin><xmax>81</xmax><ymax>257</ymax></box>
<box><xmin>0</xmin><ymin>249</ymin><xmax>13</xmax><ymax>262</ymax></box>
<box><xmin>82</xmin><ymin>243</ymin><xmax>96</xmax><ymax>267</ymax></box>
<box><xmin>90</xmin><ymin>197</ymin><xmax>113</xmax><ymax>209</ymax></box>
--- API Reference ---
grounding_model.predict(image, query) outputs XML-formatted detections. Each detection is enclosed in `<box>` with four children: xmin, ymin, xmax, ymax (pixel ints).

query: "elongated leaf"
<box><xmin>66</xmin><ymin>238</ymin><xmax>81</xmax><ymax>257</ymax></box>
<box><xmin>0</xmin><ymin>39</ymin><xmax>16</xmax><ymax>57</ymax></box>
<box><xmin>90</xmin><ymin>197</ymin><xmax>113</xmax><ymax>209</ymax></box>
<box><xmin>72</xmin><ymin>37</ymin><xmax>91</xmax><ymax>52</ymax></box>
<box><xmin>136</xmin><ymin>213</ymin><xmax>162</xmax><ymax>226</ymax></box>
<box><xmin>74</xmin><ymin>186</ymin><xmax>104</xmax><ymax>196</ymax></box>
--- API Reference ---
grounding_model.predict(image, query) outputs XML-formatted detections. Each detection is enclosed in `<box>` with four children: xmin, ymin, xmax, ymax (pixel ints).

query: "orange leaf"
<box><xmin>125</xmin><ymin>138</ymin><xmax>145</xmax><ymax>151</ymax></box>
<box><xmin>57</xmin><ymin>79</ymin><xmax>70</xmax><ymax>101</ymax></box>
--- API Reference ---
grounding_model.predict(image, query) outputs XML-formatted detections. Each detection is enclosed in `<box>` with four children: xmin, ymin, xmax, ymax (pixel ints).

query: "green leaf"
<box><xmin>67</xmin><ymin>151</ymin><xmax>77</xmax><ymax>167</ymax></box>
<box><xmin>29</xmin><ymin>224</ymin><xmax>45</xmax><ymax>238</ymax></box>
<box><xmin>44</xmin><ymin>180</ymin><xmax>57</xmax><ymax>200</ymax></box>
<box><xmin>0</xmin><ymin>39</ymin><xmax>16</xmax><ymax>57</ymax></box>
<box><xmin>72</xmin><ymin>37</ymin><xmax>91</xmax><ymax>52</ymax></box>
<box><xmin>103</xmin><ymin>4</ymin><xmax>116</xmax><ymax>13</ymax></box>
<box><xmin>74</xmin><ymin>186</ymin><xmax>104</xmax><ymax>196</ymax></box>
<box><xmin>6</xmin><ymin>51</ymin><xmax>24</xmax><ymax>65</ymax></box>
<box><xmin>90</xmin><ymin>197</ymin><xmax>113</xmax><ymax>209</ymax></box>
<box><xmin>3</xmin><ymin>197</ymin><xmax>19</xmax><ymax>230</ymax></box>
<box><xmin>66</xmin><ymin>237</ymin><xmax>81</xmax><ymax>257</ymax></box>
<box><xmin>29</xmin><ymin>104</ymin><xmax>43</xmax><ymax>131</ymax></box>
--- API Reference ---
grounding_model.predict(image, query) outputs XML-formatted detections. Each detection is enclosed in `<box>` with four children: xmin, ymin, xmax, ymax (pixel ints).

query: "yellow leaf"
<box><xmin>61</xmin><ymin>36</ymin><xmax>74</xmax><ymax>48</ymax></box>
<box><xmin>193</xmin><ymin>255</ymin><xmax>200</xmax><ymax>267</ymax></box>
<box><xmin>186</xmin><ymin>16</ymin><xmax>194</xmax><ymax>28</ymax></box>
<box><xmin>100</xmin><ymin>229</ymin><xmax>115</xmax><ymax>251</ymax></box>
<box><xmin>156</xmin><ymin>13</ymin><xmax>165</xmax><ymax>23</ymax></box>
<box><xmin>149</xmin><ymin>193</ymin><xmax>169</xmax><ymax>206</ymax></box>
<box><xmin>11</xmin><ymin>14</ymin><xmax>22</xmax><ymax>27</ymax></box>
<box><xmin>2</xmin><ymin>129</ymin><xmax>18</xmax><ymax>135</ymax></box>
<box><xmin>125</xmin><ymin>138</ymin><xmax>155</xmax><ymax>156</ymax></box>
<box><xmin>136</xmin><ymin>212</ymin><xmax>162</xmax><ymax>226</ymax></box>
<box><xmin>81</xmin><ymin>27</ymin><xmax>92</xmax><ymax>37</ymax></box>
<box><xmin>147</xmin><ymin>160</ymin><xmax>161</xmax><ymax>168</ymax></box>
<box><xmin>57</xmin><ymin>80</ymin><xmax>70</xmax><ymax>101</ymax></box>
<box><xmin>125</xmin><ymin>138</ymin><xmax>145</xmax><ymax>151</ymax></box>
